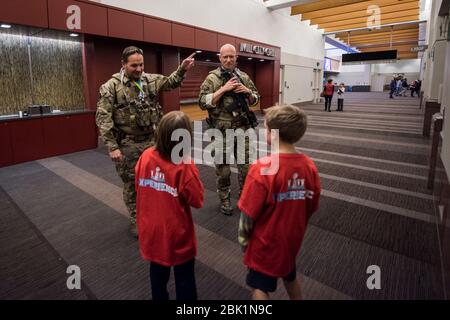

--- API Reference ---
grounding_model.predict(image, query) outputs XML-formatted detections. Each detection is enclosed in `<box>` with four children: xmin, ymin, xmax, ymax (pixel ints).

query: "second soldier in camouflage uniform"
<box><xmin>96</xmin><ymin>46</ymin><xmax>195</xmax><ymax>237</ymax></box>
<box><xmin>199</xmin><ymin>44</ymin><xmax>260</xmax><ymax>215</ymax></box>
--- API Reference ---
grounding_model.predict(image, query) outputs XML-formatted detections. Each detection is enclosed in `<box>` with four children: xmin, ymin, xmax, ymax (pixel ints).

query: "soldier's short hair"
<box><xmin>122</xmin><ymin>46</ymin><xmax>144</xmax><ymax>62</ymax></box>
<box><xmin>155</xmin><ymin>111</ymin><xmax>192</xmax><ymax>161</ymax></box>
<box><xmin>264</xmin><ymin>104</ymin><xmax>307</xmax><ymax>144</ymax></box>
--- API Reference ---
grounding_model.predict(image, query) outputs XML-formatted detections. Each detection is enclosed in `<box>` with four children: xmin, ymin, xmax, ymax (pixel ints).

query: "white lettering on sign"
<box><xmin>239</xmin><ymin>43</ymin><xmax>275</xmax><ymax>57</ymax></box>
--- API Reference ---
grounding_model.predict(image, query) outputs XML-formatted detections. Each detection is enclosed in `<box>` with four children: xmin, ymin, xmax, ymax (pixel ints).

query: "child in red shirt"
<box><xmin>135</xmin><ymin>111</ymin><xmax>204</xmax><ymax>300</ymax></box>
<box><xmin>238</xmin><ymin>104</ymin><xmax>321</xmax><ymax>300</ymax></box>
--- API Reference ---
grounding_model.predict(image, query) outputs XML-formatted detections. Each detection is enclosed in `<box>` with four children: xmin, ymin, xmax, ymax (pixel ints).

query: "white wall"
<box><xmin>280</xmin><ymin>53</ymin><xmax>323</xmax><ymax>104</ymax></box>
<box><xmin>371</xmin><ymin>59</ymin><xmax>422</xmax><ymax>74</ymax></box>
<box><xmin>330</xmin><ymin>64</ymin><xmax>371</xmax><ymax>86</ymax></box>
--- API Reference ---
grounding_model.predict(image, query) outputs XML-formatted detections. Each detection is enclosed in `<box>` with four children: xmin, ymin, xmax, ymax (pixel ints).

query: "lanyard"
<box><xmin>133</xmin><ymin>80</ymin><xmax>145</xmax><ymax>94</ymax></box>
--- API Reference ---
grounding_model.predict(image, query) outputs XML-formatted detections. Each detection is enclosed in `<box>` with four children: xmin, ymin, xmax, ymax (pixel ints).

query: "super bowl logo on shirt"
<box><xmin>273</xmin><ymin>172</ymin><xmax>314</xmax><ymax>203</ymax></box>
<box><xmin>287</xmin><ymin>173</ymin><xmax>305</xmax><ymax>191</ymax></box>
<box><xmin>139</xmin><ymin>166</ymin><xmax>178</xmax><ymax>197</ymax></box>
<box><xmin>151</xmin><ymin>166</ymin><xmax>165</xmax><ymax>182</ymax></box>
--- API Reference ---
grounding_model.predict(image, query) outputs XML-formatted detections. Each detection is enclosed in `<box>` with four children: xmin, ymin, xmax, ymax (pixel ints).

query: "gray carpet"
<box><xmin>0</xmin><ymin>92</ymin><xmax>445</xmax><ymax>299</ymax></box>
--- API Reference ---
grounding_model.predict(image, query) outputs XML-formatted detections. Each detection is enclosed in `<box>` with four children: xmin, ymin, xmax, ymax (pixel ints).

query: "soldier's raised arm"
<box><xmin>96</xmin><ymin>81</ymin><xmax>119</xmax><ymax>152</ymax></box>
<box><xmin>154</xmin><ymin>52</ymin><xmax>196</xmax><ymax>92</ymax></box>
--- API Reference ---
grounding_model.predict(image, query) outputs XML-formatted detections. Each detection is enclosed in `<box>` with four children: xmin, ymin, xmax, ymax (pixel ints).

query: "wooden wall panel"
<box><xmin>48</xmin><ymin>0</ymin><xmax>108</xmax><ymax>36</ymax></box>
<box><xmin>0</xmin><ymin>122</ymin><xmax>13</xmax><ymax>167</ymax></box>
<box><xmin>0</xmin><ymin>0</ymin><xmax>48</xmax><ymax>28</ymax></box>
<box><xmin>195</xmin><ymin>29</ymin><xmax>218</xmax><ymax>52</ymax></box>
<box><xmin>108</xmin><ymin>9</ymin><xmax>144</xmax><ymax>41</ymax></box>
<box><xmin>160</xmin><ymin>48</ymin><xmax>181</xmax><ymax>112</ymax></box>
<box><xmin>144</xmin><ymin>17</ymin><xmax>172</xmax><ymax>46</ymax></box>
<box><xmin>218</xmin><ymin>34</ymin><xmax>236</xmax><ymax>50</ymax></box>
<box><xmin>10</xmin><ymin>118</ymin><xmax>45</xmax><ymax>164</ymax></box>
<box><xmin>43</xmin><ymin>113</ymin><xmax>97</xmax><ymax>156</ymax></box>
<box><xmin>172</xmin><ymin>23</ymin><xmax>195</xmax><ymax>48</ymax></box>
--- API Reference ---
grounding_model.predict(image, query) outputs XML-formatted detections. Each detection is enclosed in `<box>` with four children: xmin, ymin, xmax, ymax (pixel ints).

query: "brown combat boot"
<box><xmin>220</xmin><ymin>199</ymin><xmax>233</xmax><ymax>216</ymax></box>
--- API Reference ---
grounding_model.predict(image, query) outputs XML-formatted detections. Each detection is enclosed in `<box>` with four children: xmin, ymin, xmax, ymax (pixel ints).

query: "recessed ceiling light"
<box><xmin>1</xmin><ymin>24</ymin><xmax>12</xmax><ymax>29</ymax></box>
<box><xmin>248</xmin><ymin>57</ymin><xmax>253</xmax><ymax>60</ymax></box>
<box><xmin>196</xmin><ymin>50</ymin><xmax>202</xmax><ymax>53</ymax></box>
<box><xmin>69</xmin><ymin>33</ymin><xmax>79</xmax><ymax>37</ymax></box>
<box><xmin>260</xmin><ymin>59</ymin><xmax>264</xmax><ymax>62</ymax></box>
<box><xmin>205</xmin><ymin>59</ymin><xmax>211</xmax><ymax>62</ymax></box>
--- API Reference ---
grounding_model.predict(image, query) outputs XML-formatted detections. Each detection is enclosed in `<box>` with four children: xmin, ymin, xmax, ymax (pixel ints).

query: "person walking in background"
<box><xmin>323</xmin><ymin>79</ymin><xmax>334</xmax><ymax>112</ymax></box>
<box><xmin>389</xmin><ymin>78</ymin><xmax>396</xmax><ymax>99</ymax></box>
<box><xmin>337</xmin><ymin>83</ymin><xmax>345</xmax><ymax>111</ymax></box>
<box><xmin>395</xmin><ymin>78</ymin><xmax>402</xmax><ymax>96</ymax></box>
<box><xmin>410</xmin><ymin>80</ymin><xmax>417</xmax><ymax>97</ymax></box>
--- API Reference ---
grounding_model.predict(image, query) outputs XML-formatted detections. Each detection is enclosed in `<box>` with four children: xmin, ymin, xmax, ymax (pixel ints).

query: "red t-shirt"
<box><xmin>135</xmin><ymin>147</ymin><xmax>204</xmax><ymax>266</ymax></box>
<box><xmin>238</xmin><ymin>153</ymin><xmax>321</xmax><ymax>277</ymax></box>
<box><xmin>324</xmin><ymin>83</ymin><xmax>334</xmax><ymax>96</ymax></box>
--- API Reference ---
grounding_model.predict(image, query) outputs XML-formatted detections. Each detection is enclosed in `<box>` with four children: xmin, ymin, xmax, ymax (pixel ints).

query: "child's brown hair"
<box><xmin>264</xmin><ymin>104</ymin><xmax>308</xmax><ymax>144</ymax></box>
<box><xmin>155</xmin><ymin>111</ymin><xmax>192</xmax><ymax>161</ymax></box>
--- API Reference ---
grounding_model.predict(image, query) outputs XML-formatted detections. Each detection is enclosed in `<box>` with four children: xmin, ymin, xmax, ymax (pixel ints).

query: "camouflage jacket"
<box><xmin>198</xmin><ymin>67</ymin><xmax>260</xmax><ymax>121</ymax></box>
<box><xmin>96</xmin><ymin>66</ymin><xmax>186</xmax><ymax>152</ymax></box>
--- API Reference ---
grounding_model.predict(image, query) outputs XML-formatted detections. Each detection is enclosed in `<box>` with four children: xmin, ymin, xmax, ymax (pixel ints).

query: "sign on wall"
<box><xmin>239</xmin><ymin>43</ymin><xmax>275</xmax><ymax>57</ymax></box>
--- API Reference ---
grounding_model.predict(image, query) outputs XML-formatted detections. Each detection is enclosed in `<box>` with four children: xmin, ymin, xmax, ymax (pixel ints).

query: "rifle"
<box><xmin>220</xmin><ymin>70</ymin><xmax>258</xmax><ymax>128</ymax></box>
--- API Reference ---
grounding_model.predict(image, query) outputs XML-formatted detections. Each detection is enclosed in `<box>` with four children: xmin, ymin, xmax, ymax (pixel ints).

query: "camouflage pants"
<box><xmin>213</xmin><ymin>120</ymin><xmax>254</xmax><ymax>202</ymax></box>
<box><xmin>115</xmin><ymin>137</ymin><xmax>153</xmax><ymax>225</ymax></box>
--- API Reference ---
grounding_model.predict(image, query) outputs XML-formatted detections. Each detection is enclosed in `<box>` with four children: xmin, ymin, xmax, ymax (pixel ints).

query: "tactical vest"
<box><xmin>111</xmin><ymin>73</ymin><xmax>163</xmax><ymax>135</ymax></box>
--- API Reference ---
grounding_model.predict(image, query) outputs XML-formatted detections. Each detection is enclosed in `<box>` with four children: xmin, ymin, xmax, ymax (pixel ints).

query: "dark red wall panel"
<box><xmin>144</xmin><ymin>17</ymin><xmax>172</xmax><ymax>46</ymax></box>
<box><xmin>0</xmin><ymin>122</ymin><xmax>13</xmax><ymax>167</ymax></box>
<box><xmin>10</xmin><ymin>119</ymin><xmax>45</xmax><ymax>164</ymax></box>
<box><xmin>108</xmin><ymin>9</ymin><xmax>143</xmax><ymax>41</ymax></box>
<box><xmin>172</xmin><ymin>23</ymin><xmax>194</xmax><ymax>48</ymax></box>
<box><xmin>48</xmin><ymin>0</ymin><xmax>108</xmax><ymax>36</ymax></box>
<box><xmin>272</xmin><ymin>60</ymin><xmax>281</xmax><ymax>104</ymax></box>
<box><xmin>195</xmin><ymin>29</ymin><xmax>218</xmax><ymax>52</ymax></box>
<box><xmin>160</xmin><ymin>48</ymin><xmax>181</xmax><ymax>112</ymax></box>
<box><xmin>255</xmin><ymin>61</ymin><xmax>275</xmax><ymax>109</ymax></box>
<box><xmin>0</xmin><ymin>0</ymin><xmax>48</xmax><ymax>28</ymax></box>
<box><xmin>43</xmin><ymin>113</ymin><xmax>97</xmax><ymax>156</ymax></box>
<box><xmin>218</xmin><ymin>34</ymin><xmax>236</xmax><ymax>50</ymax></box>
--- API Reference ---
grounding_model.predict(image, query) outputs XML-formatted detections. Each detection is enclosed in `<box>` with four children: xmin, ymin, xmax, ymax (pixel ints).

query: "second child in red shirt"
<box><xmin>238</xmin><ymin>105</ymin><xmax>321</xmax><ymax>300</ymax></box>
<box><xmin>135</xmin><ymin>111</ymin><xmax>204</xmax><ymax>301</ymax></box>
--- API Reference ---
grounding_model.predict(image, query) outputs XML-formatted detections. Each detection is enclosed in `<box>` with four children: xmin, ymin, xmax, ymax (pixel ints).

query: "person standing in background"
<box><xmin>323</xmin><ymin>79</ymin><xmax>334</xmax><ymax>112</ymax></box>
<box><xmin>337</xmin><ymin>83</ymin><xmax>345</xmax><ymax>111</ymax></box>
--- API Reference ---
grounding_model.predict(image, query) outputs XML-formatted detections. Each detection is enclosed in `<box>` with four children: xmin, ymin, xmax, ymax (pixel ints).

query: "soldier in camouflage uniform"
<box><xmin>96</xmin><ymin>46</ymin><xmax>195</xmax><ymax>237</ymax></box>
<box><xmin>198</xmin><ymin>44</ymin><xmax>260</xmax><ymax>215</ymax></box>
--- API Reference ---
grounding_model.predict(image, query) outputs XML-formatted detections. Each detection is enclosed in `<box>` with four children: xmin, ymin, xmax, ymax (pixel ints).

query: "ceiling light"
<box><xmin>260</xmin><ymin>59</ymin><xmax>264</xmax><ymax>62</ymax></box>
<box><xmin>196</xmin><ymin>50</ymin><xmax>202</xmax><ymax>53</ymax></box>
<box><xmin>69</xmin><ymin>33</ymin><xmax>79</xmax><ymax>37</ymax></box>
<box><xmin>205</xmin><ymin>59</ymin><xmax>211</xmax><ymax>62</ymax></box>
<box><xmin>1</xmin><ymin>24</ymin><xmax>12</xmax><ymax>29</ymax></box>
<box><xmin>248</xmin><ymin>57</ymin><xmax>253</xmax><ymax>60</ymax></box>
